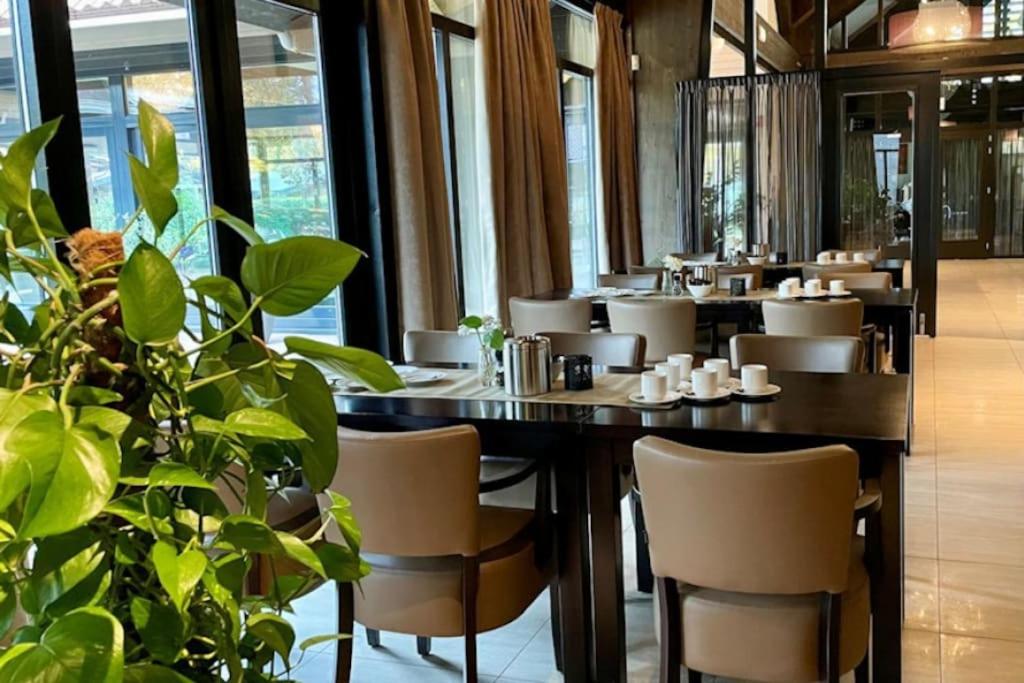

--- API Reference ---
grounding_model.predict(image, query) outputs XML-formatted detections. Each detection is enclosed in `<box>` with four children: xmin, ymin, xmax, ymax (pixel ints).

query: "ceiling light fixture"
<box><xmin>912</xmin><ymin>0</ymin><xmax>972</xmax><ymax>43</ymax></box>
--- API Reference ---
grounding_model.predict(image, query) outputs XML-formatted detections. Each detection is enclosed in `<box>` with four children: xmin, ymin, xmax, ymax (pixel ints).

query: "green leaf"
<box><xmin>224</xmin><ymin>407</ymin><xmax>309</xmax><ymax>441</ymax></box>
<box><xmin>0</xmin><ymin>583</ymin><xmax>15</xmax><ymax>638</ymax></box>
<box><xmin>191</xmin><ymin>274</ymin><xmax>251</xmax><ymax>330</ymax></box>
<box><xmin>65</xmin><ymin>387</ymin><xmax>122</xmax><ymax>407</ymax></box>
<box><xmin>316</xmin><ymin>544</ymin><xmax>370</xmax><ymax>583</ymax></box>
<box><xmin>0</xmin><ymin>234</ymin><xmax>8</xmax><ymax>281</ymax></box>
<box><xmin>460</xmin><ymin>315</ymin><xmax>483</xmax><ymax>329</ymax></box>
<box><xmin>279</xmin><ymin>360</ymin><xmax>338</xmax><ymax>491</ymax></box>
<box><xmin>284</xmin><ymin>337</ymin><xmax>404</xmax><ymax>393</ymax></box>
<box><xmin>7</xmin><ymin>189</ymin><xmax>67</xmax><ymax>248</ymax></box>
<box><xmin>0</xmin><ymin>392</ymin><xmax>56</xmax><ymax>510</ymax></box>
<box><xmin>104</xmin><ymin>494</ymin><xmax>173</xmax><ymax>536</ymax></box>
<box><xmin>73</xmin><ymin>406</ymin><xmax>133</xmax><ymax>441</ymax></box>
<box><xmin>211</xmin><ymin>205</ymin><xmax>263</xmax><ymax>245</ymax></box>
<box><xmin>24</xmin><ymin>532</ymin><xmax>111</xmax><ymax>620</ymax></box>
<box><xmin>299</xmin><ymin>633</ymin><xmax>353</xmax><ymax>651</ymax></box>
<box><xmin>275</xmin><ymin>531</ymin><xmax>325</xmax><ymax>578</ymax></box>
<box><xmin>246</xmin><ymin>613</ymin><xmax>295</xmax><ymax>661</ymax></box>
<box><xmin>10</xmin><ymin>414</ymin><xmax>120</xmax><ymax>539</ymax></box>
<box><xmin>130</xmin><ymin>598</ymin><xmax>184</xmax><ymax>664</ymax></box>
<box><xmin>0</xmin><ymin>296</ymin><xmax>30</xmax><ymax>344</ymax></box>
<box><xmin>124</xmin><ymin>664</ymin><xmax>193</xmax><ymax>683</ymax></box>
<box><xmin>246</xmin><ymin>469</ymin><xmax>267</xmax><ymax>519</ymax></box>
<box><xmin>216</xmin><ymin>515</ymin><xmax>282</xmax><ymax>554</ymax></box>
<box><xmin>128</xmin><ymin>155</ymin><xmax>178</xmax><ymax>238</ymax></box>
<box><xmin>148</xmin><ymin>462</ymin><xmax>216</xmax><ymax>490</ymax></box>
<box><xmin>241</xmin><ymin>236</ymin><xmax>363</xmax><ymax>316</ymax></box>
<box><xmin>0</xmin><ymin>118</ymin><xmax>60</xmax><ymax>211</ymax></box>
<box><xmin>0</xmin><ymin>606</ymin><xmax>123</xmax><ymax>683</ymax></box>
<box><xmin>118</xmin><ymin>242</ymin><xmax>186</xmax><ymax>344</ymax></box>
<box><xmin>151</xmin><ymin>541</ymin><xmax>207</xmax><ymax>612</ymax></box>
<box><xmin>137</xmin><ymin>100</ymin><xmax>179</xmax><ymax>189</ymax></box>
<box><xmin>324</xmin><ymin>491</ymin><xmax>361</xmax><ymax>555</ymax></box>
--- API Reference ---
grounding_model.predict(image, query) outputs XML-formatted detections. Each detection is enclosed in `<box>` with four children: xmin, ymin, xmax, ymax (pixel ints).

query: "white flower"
<box><xmin>662</xmin><ymin>255</ymin><xmax>685</xmax><ymax>272</ymax></box>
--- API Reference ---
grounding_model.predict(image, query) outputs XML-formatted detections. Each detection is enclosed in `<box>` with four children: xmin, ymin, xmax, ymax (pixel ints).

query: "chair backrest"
<box><xmin>404</xmin><ymin>330</ymin><xmax>479</xmax><ymax>364</ymax></box>
<box><xmin>332</xmin><ymin>426</ymin><xmax>481</xmax><ymax>557</ymax></box>
<box><xmin>634</xmin><ymin>437</ymin><xmax>859</xmax><ymax>595</ymax></box>
<box><xmin>802</xmin><ymin>262</ymin><xmax>872</xmax><ymax>280</ymax></box>
<box><xmin>762</xmin><ymin>299</ymin><xmax>864</xmax><ymax>337</ymax></box>
<box><xmin>670</xmin><ymin>252</ymin><xmax>719</xmax><ymax>263</ymax></box>
<box><xmin>542</xmin><ymin>331</ymin><xmax>646</xmax><ymax>368</ymax></box>
<box><xmin>606</xmin><ymin>298</ymin><xmax>697</xmax><ymax>362</ymax></box>
<box><xmin>730</xmin><ymin>334</ymin><xmax>864</xmax><ymax>373</ymax></box>
<box><xmin>819</xmin><ymin>271</ymin><xmax>892</xmax><ymax>291</ymax></box>
<box><xmin>717</xmin><ymin>264</ymin><xmax>763</xmax><ymax>289</ymax></box>
<box><xmin>599</xmin><ymin>273</ymin><xmax>660</xmax><ymax>290</ymax></box>
<box><xmin>509</xmin><ymin>297</ymin><xmax>592</xmax><ymax>336</ymax></box>
<box><xmin>717</xmin><ymin>272</ymin><xmax>754</xmax><ymax>291</ymax></box>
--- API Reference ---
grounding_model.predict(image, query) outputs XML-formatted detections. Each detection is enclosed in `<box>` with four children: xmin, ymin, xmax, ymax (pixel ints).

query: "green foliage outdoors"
<box><xmin>0</xmin><ymin>103</ymin><xmax>404</xmax><ymax>680</ymax></box>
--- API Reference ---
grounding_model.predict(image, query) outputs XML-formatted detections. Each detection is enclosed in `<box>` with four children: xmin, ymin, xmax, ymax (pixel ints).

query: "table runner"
<box><xmin>333</xmin><ymin>368</ymin><xmax>646</xmax><ymax>407</ymax></box>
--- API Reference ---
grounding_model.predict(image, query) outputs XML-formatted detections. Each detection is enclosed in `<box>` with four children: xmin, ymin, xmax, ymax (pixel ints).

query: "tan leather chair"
<box><xmin>328</xmin><ymin>426</ymin><xmax>552</xmax><ymax>682</ymax></box>
<box><xmin>509</xmin><ymin>297</ymin><xmax>592</xmax><ymax>336</ymax></box>
<box><xmin>802</xmin><ymin>262</ymin><xmax>872</xmax><ymax>281</ymax></box>
<box><xmin>607</xmin><ymin>299</ymin><xmax>697</xmax><ymax>363</ymax></box>
<box><xmin>543</xmin><ymin>331</ymin><xmax>646</xmax><ymax>368</ymax></box>
<box><xmin>635</xmin><ymin>437</ymin><xmax>876</xmax><ymax>683</ymax></box>
<box><xmin>762</xmin><ymin>299</ymin><xmax>864</xmax><ymax>337</ymax></box>
<box><xmin>730</xmin><ymin>334</ymin><xmax>865</xmax><ymax>373</ymax></box>
<box><xmin>717</xmin><ymin>264</ymin><xmax>763</xmax><ymax>290</ymax></box>
<box><xmin>628</xmin><ymin>265</ymin><xmax>666</xmax><ymax>289</ymax></box>
<box><xmin>820</xmin><ymin>271</ymin><xmax>892</xmax><ymax>291</ymax></box>
<box><xmin>599</xmin><ymin>273</ymin><xmax>660</xmax><ymax>290</ymax></box>
<box><xmin>404</xmin><ymin>330</ymin><xmax>479</xmax><ymax>364</ymax></box>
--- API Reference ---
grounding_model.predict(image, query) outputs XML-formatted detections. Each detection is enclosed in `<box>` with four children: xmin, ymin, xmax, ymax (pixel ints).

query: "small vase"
<box><xmin>662</xmin><ymin>268</ymin><xmax>673</xmax><ymax>294</ymax></box>
<box><xmin>478</xmin><ymin>347</ymin><xmax>500</xmax><ymax>387</ymax></box>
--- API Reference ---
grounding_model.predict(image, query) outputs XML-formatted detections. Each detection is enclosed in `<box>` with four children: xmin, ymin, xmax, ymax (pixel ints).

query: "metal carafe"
<box><xmin>503</xmin><ymin>335</ymin><xmax>553</xmax><ymax>396</ymax></box>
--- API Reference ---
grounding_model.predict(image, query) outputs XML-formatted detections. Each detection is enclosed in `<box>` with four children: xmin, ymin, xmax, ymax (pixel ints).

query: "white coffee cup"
<box><xmin>741</xmin><ymin>364</ymin><xmax>769</xmax><ymax>394</ymax></box>
<box><xmin>785</xmin><ymin>277</ymin><xmax>801</xmax><ymax>286</ymax></box>
<box><xmin>835</xmin><ymin>252</ymin><xmax>849</xmax><ymax>263</ymax></box>
<box><xmin>667</xmin><ymin>353</ymin><xmax>693</xmax><ymax>381</ymax></box>
<box><xmin>641</xmin><ymin>371</ymin><xmax>668</xmax><ymax>401</ymax></box>
<box><xmin>853</xmin><ymin>252</ymin><xmax>867</xmax><ymax>263</ymax></box>
<box><xmin>778</xmin><ymin>281</ymin><xmax>794</xmax><ymax>298</ymax></box>
<box><xmin>690</xmin><ymin>368</ymin><xmax>718</xmax><ymax>399</ymax></box>
<box><xmin>804</xmin><ymin>278</ymin><xmax>822</xmax><ymax>296</ymax></box>
<box><xmin>704</xmin><ymin>358</ymin><xmax>731</xmax><ymax>387</ymax></box>
<box><xmin>655</xmin><ymin>362</ymin><xmax>680</xmax><ymax>390</ymax></box>
<box><xmin>830</xmin><ymin>279</ymin><xmax>846</xmax><ymax>295</ymax></box>
<box><xmin>817</xmin><ymin>251</ymin><xmax>832</xmax><ymax>264</ymax></box>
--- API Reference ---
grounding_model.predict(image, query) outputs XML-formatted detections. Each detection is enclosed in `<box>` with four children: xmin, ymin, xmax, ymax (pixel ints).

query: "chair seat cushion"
<box><xmin>355</xmin><ymin>506</ymin><xmax>551</xmax><ymax>637</ymax></box>
<box><xmin>663</xmin><ymin>538</ymin><xmax>869</xmax><ymax>682</ymax></box>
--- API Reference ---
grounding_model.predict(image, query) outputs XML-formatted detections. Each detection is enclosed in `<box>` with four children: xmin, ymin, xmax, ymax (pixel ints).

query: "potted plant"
<box><xmin>0</xmin><ymin>104</ymin><xmax>402</xmax><ymax>680</ymax></box>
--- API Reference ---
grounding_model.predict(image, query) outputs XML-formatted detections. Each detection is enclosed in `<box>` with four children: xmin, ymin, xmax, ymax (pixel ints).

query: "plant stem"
<box><xmin>26</xmin><ymin>200</ymin><xmax>79</xmax><ymax>302</ymax></box>
<box><xmin>167</xmin><ymin>218</ymin><xmax>213</xmax><ymax>261</ymax></box>
<box><xmin>58</xmin><ymin>364</ymin><xmax>84</xmax><ymax>428</ymax></box>
<box><xmin>186</xmin><ymin>297</ymin><xmax>262</xmax><ymax>356</ymax></box>
<box><xmin>120</xmin><ymin>205</ymin><xmax>144</xmax><ymax>237</ymax></box>
<box><xmin>184</xmin><ymin>358</ymin><xmax>271</xmax><ymax>393</ymax></box>
<box><xmin>50</xmin><ymin>291</ymin><xmax>119</xmax><ymax>373</ymax></box>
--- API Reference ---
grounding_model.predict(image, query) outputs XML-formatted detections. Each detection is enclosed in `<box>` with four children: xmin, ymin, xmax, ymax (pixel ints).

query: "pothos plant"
<box><xmin>0</xmin><ymin>102</ymin><xmax>404</xmax><ymax>681</ymax></box>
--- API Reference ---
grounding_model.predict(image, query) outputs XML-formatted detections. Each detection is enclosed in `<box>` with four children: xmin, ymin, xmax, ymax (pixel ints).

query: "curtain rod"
<box><xmin>677</xmin><ymin>70</ymin><xmax>821</xmax><ymax>91</ymax></box>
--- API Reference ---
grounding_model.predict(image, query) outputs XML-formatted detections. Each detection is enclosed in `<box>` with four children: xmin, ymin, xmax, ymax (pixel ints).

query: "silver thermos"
<box><xmin>503</xmin><ymin>335</ymin><xmax>553</xmax><ymax>396</ymax></box>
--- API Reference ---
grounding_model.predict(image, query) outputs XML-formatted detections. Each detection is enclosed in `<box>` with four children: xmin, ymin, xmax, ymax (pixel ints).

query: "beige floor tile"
<box><xmin>906</xmin><ymin>557</ymin><xmax>940</xmax><ymax>632</ymax></box>
<box><xmin>903</xmin><ymin>630</ymin><xmax>941</xmax><ymax>683</ymax></box>
<box><xmin>940</xmin><ymin>634</ymin><xmax>1024</xmax><ymax>683</ymax></box>
<box><xmin>939</xmin><ymin>561</ymin><xmax>1024</xmax><ymax>641</ymax></box>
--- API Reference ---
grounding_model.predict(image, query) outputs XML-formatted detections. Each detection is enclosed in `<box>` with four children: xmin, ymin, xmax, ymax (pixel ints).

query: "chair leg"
<box><xmin>549</xmin><ymin>582</ymin><xmax>564</xmax><ymax>672</ymax></box>
<box><xmin>417</xmin><ymin>636</ymin><xmax>432</xmax><ymax>656</ymax></box>
<box><xmin>366</xmin><ymin>628</ymin><xmax>380</xmax><ymax>648</ymax></box>
<box><xmin>631</xmin><ymin>488</ymin><xmax>653</xmax><ymax>593</ymax></box>
<box><xmin>463</xmin><ymin>557</ymin><xmax>479</xmax><ymax>683</ymax></box>
<box><xmin>687</xmin><ymin>671</ymin><xmax>702</xmax><ymax>683</ymax></box>
<box><xmin>658</xmin><ymin>577</ymin><xmax>681</xmax><ymax>683</ymax></box>
<box><xmin>336</xmin><ymin>582</ymin><xmax>354</xmax><ymax>683</ymax></box>
<box><xmin>855</xmin><ymin>656</ymin><xmax>870</xmax><ymax>683</ymax></box>
<box><xmin>820</xmin><ymin>593</ymin><xmax>842</xmax><ymax>683</ymax></box>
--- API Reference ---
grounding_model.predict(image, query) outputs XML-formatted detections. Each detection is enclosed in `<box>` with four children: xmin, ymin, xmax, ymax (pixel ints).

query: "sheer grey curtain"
<box><xmin>842</xmin><ymin>133</ymin><xmax>885</xmax><ymax>250</ymax></box>
<box><xmin>941</xmin><ymin>138</ymin><xmax>981</xmax><ymax>242</ymax></box>
<box><xmin>996</xmin><ymin>130</ymin><xmax>1024</xmax><ymax>257</ymax></box>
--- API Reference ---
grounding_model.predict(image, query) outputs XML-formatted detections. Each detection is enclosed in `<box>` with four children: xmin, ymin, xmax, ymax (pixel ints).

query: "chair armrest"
<box><xmin>854</xmin><ymin>479</ymin><xmax>882</xmax><ymax>521</ymax></box>
<box><xmin>479</xmin><ymin>460</ymin><xmax>541</xmax><ymax>493</ymax></box>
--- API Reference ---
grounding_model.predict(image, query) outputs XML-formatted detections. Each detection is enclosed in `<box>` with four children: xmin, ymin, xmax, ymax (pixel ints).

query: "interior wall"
<box><xmin>629</xmin><ymin>0</ymin><xmax>706</xmax><ymax>263</ymax></box>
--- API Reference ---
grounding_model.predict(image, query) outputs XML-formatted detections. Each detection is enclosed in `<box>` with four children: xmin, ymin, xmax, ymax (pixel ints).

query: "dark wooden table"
<box><xmin>333</xmin><ymin>367</ymin><xmax>912</xmax><ymax>682</ymax></box>
<box><xmin>531</xmin><ymin>288</ymin><xmax>918</xmax><ymax>375</ymax></box>
<box><xmin>762</xmin><ymin>258</ymin><xmax>906</xmax><ymax>288</ymax></box>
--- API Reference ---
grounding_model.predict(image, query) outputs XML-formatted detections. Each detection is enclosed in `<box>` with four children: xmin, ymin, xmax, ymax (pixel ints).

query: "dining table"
<box><xmin>760</xmin><ymin>257</ymin><xmax>907</xmax><ymax>288</ymax></box>
<box><xmin>332</xmin><ymin>367</ymin><xmax>911</xmax><ymax>683</ymax></box>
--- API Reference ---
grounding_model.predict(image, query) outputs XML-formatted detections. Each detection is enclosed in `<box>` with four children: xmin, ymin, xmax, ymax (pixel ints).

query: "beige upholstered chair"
<box><xmin>802</xmin><ymin>262</ymin><xmax>872</xmax><ymax>281</ymax></box>
<box><xmin>820</xmin><ymin>271</ymin><xmax>892</xmax><ymax>291</ymax></box>
<box><xmin>628</xmin><ymin>265</ymin><xmax>667</xmax><ymax>289</ymax></box>
<box><xmin>730</xmin><ymin>334</ymin><xmax>865</xmax><ymax>373</ymax></box>
<box><xmin>404</xmin><ymin>330</ymin><xmax>479</xmax><ymax>364</ymax></box>
<box><xmin>607</xmin><ymin>299</ymin><xmax>697</xmax><ymax>363</ymax></box>
<box><xmin>328</xmin><ymin>426</ymin><xmax>552</xmax><ymax>682</ymax></box>
<box><xmin>717</xmin><ymin>264</ymin><xmax>763</xmax><ymax>290</ymax></box>
<box><xmin>509</xmin><ymin>297</ymin><xmax>592</xmax><ymax>336</ymax></box>
<box><xmin>762</xmin><ymin>299</ymin><xmax>864</xmax><ymax>337</ymax></box>
<box><xmin>543</xmin><ymin>331</ymin><xmax>645</xmax><ymax>368</ymax></box>
<box><xmin>635</xmin><ymin>437</ymin><xmax>876</xmax><ymax>683</ymax></box>
<box><xmin>599</xmin><ymin>273</ymin><xmax>660</xmax><ymax>290</ymax></box>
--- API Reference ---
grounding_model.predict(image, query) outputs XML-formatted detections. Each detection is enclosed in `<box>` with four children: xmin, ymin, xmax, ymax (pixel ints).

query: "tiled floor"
<box><xmin>290</xmin><ymin>259</ymin><xmax>1024</xmax><ymax>681</ymax></box>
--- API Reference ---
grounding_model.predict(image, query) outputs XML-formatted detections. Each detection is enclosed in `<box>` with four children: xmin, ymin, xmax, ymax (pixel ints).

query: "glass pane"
<box><xmin>839</xmin><ymin>92</ymin><xmax>914</xmax><ymax>251</ymax></box>
<box><xmin>996</xmin><ymin>129</ymin><xmax>1024</xmax><ymax>256</ymax></box>
<box><xmin>940</xmin><ymin>137</ymin><xmax>982</xmax><ymax>241</ymax></box>
<box><xmin>550</xmin><ymin>2</ymin><xmax>596</xmax><ymax>69</ymax></box>
<box><xmin>236</xmin><ymin>0</ymin><xmax>342</xmax><ymax>347</ymax></box>
<box><xmin>709</xmin><ymin>33</ymin><xmax>745</xmax><ymax>78</ymax></box>
<box><xmin>702</xmin><ymin>85</ymin><xmax>748</xmax><ymax>255</ymax></box>
<box><xmin>999</xmin><ymin>0</ymin><xmax>1024</xmax><ymax>36</ymax></box>
<box><xmin>430</xmin><ymin>0</ymin><xmax>475</xmax><ymax>26</ymax></box>
<box><xmin>940</xmin><ymin>78</ymin><xmax>991</xmax><ymax>127</ymax></box>
<box><xmin>562</xmin><ymin>71</ymin><xmax>597</xmax><ymax>289</ymax></box>
<box><xmin>997</xmin><ymin>75</ymin><xmax>1024</xmax><ymax>124</ymax></box>
<box><xmin>67</xmin><ymin>0</ymin><xmax>215</xmax><ymax>288</ymax></box>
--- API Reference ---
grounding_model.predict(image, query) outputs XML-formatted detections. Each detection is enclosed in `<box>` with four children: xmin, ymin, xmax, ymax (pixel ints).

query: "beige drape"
<box><xmin>377</xmin><ymin>0</ymin><xmax>459</xmax><ymax>332</ymax></box>
<box><xmin>596</xmin><ymin>4</ymin><xmax>642</xmax><ymax>271</ymax></box>
<box><xmin>479</xmin><ymin>0</ymin><xmax>572</xmax><ymax>321</ymax></box>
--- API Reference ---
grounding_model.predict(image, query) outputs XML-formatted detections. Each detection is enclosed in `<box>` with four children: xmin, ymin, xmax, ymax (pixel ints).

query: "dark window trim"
<box><xmin>431</xmin><ymin>13</ymin><xmax>475</xmax><ymax>40</ymax></box>
<box><xmin>559</xmin><ymin>57</ymin><xmax>594</xmax><ymax>78</ymax></box>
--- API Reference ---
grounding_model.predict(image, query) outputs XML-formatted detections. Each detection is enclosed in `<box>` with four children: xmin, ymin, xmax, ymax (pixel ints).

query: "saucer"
<box><xmin>680</xmin><ymin>387</ymin><xmax>731</xmax><ymax>403</ymax></box>
<box><xmin>799</xmin><ymin>290</ymin><xmax>829</xmax><ymax>299</ymax></box>
<box><xmin>730</xmin><ymin>384</ymin><xmax>782</xmax><ymax>400</ymax></box>
<box><xmin>826</xmin><ymin>290</ymin><xmax>853</xmax><ymax>297</ymax></box>
<box><xmin>629</xmin><ymin>391</ymin><xmax>684</xmax><ymax>406</ymax></box>
<box><xmin>403</xmin><ymin>370</ymin><xmax>447</xmax><ymax>387</ymax></box>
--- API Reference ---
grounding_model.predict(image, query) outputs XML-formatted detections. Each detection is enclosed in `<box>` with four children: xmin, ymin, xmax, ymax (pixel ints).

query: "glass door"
<box><xmin>939</xmin><ymin>129</ymin><xmax>994</xmax><ymax>258</ymax></box>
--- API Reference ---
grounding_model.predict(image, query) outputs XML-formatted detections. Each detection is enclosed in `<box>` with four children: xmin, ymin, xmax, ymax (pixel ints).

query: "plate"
<box><xmin>680</xmin><ymin>387</ymin><xmax>731</xmax><ymax>402</ymax></box>
<box><xmin>799</xmin><ymin>290</ymin><xmax>830</xmax><ymax>299</ymax></box>
<box><xmin>403</xmin><ymin>370</ymin><xmax>447</xmax><ymax>387</ymax></box>
<box><xmin>628</xmin><ymin>391</ymin><xmax>684</xmax><ymax>406</ymax></box>
<box><xmin>730</xmin><ymin>384</ymin><xmax>782</xmax><ymax>399</ymax></box>
<box><xmin>825</xmin><ymin>290</ymin><xmax>853</xmax><ymax>297</ymax></box>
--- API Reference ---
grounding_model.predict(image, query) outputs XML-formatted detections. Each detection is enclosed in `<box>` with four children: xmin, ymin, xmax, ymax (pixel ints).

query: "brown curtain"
<box><xmin>376</xmin><ymin>0</ymin><xmax>459</xmax><ymax>331</ymax></box>
<box><xmin>595</xmin><ymin>4</ymin><xmax>642</xmax><ymax>271</ymax></box>
<box><xmin>480</xmin><ymin>0</ymin><xmax>572</xmax><ymax>320</ymax></box>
